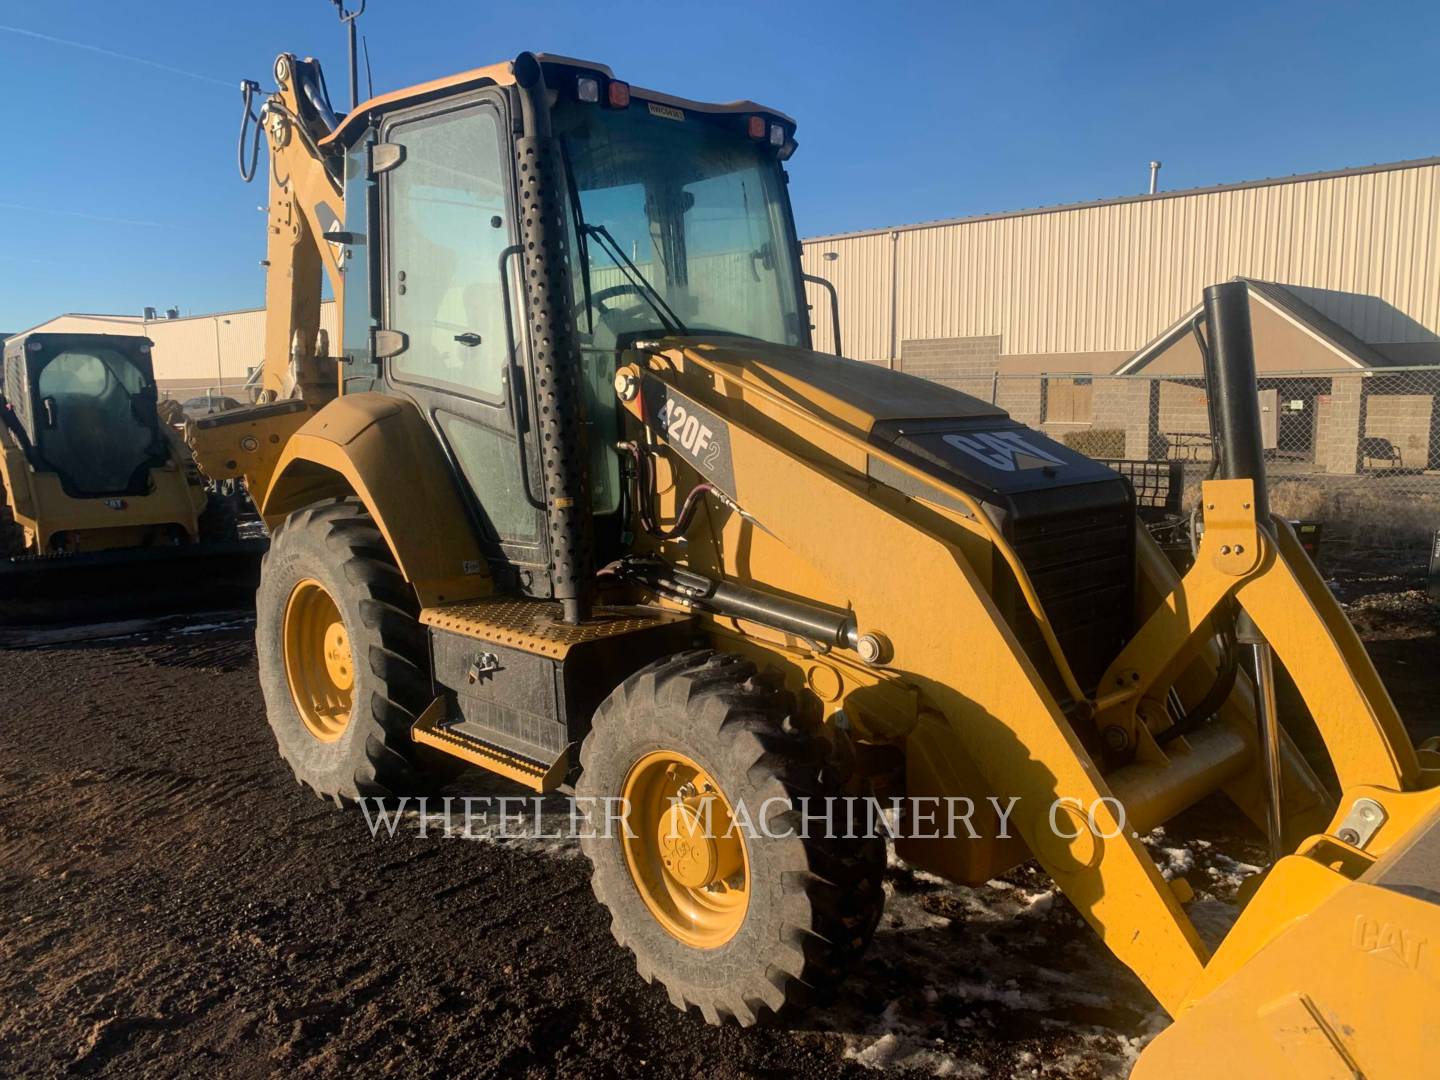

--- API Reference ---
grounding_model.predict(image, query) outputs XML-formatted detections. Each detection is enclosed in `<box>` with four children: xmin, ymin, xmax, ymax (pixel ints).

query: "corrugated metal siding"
<box><xmin>803</xmin><ymin>231</ymin><xmax>893</xmax><ymax>359</ymax></box>
<box><xmin>801</xmin><ymin>161</ymin><xmax>1440</xmax><ymax>363</ymax></box>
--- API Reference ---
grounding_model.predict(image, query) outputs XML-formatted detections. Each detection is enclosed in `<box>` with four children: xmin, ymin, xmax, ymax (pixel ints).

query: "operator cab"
<box><xmin>327</xmin><ymin>56</ymin><xmax>804</xmax><ymax>596</ymax></box>
<box><xmin>2</xmin><ymin>332</ymin><xmax>168</xmax><ymax>499</ymax></box>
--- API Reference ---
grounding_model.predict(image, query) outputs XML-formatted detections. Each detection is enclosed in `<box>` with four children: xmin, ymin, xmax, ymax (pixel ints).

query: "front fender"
<box><xmin>262</xmin><ymin>393</ymin><xmax>491</xmax><ymax>606</ymax></box>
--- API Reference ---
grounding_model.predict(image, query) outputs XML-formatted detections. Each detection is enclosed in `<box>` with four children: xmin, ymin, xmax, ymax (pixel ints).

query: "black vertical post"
<box><xmin>346</xmin><ymin>17</ymin><xmax>358</xmax><ymax>112</ymax></box>
<box><xmin>332</xmin><ymin>2</ymin><xmax>364</xmax><ymax>114</ymax></box>
<box><xmin>1202</xmin><ymin>281</ymin><xmax>1269</xmax><ymax>522</ymax></box>
<box><xmin>1204</xmin><ymin>280</ymin><xmax>1286</xmax><ymax>861</ymax></box>
<box><xmin>513</xmin><ymin>53</ymin><xmax>594</xmax><ymax>624</ymax></box>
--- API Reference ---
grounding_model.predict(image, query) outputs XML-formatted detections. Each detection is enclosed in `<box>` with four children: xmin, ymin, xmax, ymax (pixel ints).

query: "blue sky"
<box><xmin>2</xmin><ymin>0</ymin><xmax>1436</xmax><ymax>332</ymax></box>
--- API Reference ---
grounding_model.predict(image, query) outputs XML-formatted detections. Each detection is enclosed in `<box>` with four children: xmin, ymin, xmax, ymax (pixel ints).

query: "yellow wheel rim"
<box><xmin>282</xmin><ymin>578</ymin><xmax>354</xmax><ymax>742</ymax></box>
<box><xmin>620</xmin><ymin>750</ymin><xmax>749</xmax><ymax>949</ymax></box>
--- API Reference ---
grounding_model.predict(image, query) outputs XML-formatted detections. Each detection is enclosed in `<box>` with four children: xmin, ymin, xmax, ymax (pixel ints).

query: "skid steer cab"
<box><xmin>0</xmin><ymin>332</ymin><xmax>206</xmax><ymax>555</ymax></box>
<box><xmin>222</xmin><ymin>46</ymin><xmax>1440</xmax><ymax>1074</ymax></box>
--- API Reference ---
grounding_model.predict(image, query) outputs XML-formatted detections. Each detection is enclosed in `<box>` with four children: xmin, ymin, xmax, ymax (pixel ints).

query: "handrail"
<box><xmin>498</xmin><ymin>243</ymin><xmax>544</xmax><ymax>510</ymax></box>
<box><xmin>650</xmin><ymin>343</ymin><xmax>1090</xmax><ymax>707</ymax></box>
<box><xmin>801</xmin><ymin>273</ymin><xmax>843</xmax><ymax>357</ymax></box>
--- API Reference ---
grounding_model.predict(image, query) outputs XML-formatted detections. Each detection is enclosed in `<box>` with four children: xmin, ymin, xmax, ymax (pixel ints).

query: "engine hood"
<box><xmin>640</xmin><ymin>335</ymin><xmax>1136</xmax><ymax>695</ymax></box>
<box><xmin>658</xmin><ymin>336</ymin><xmax>1006</xmax><ymax>439</ymax></box>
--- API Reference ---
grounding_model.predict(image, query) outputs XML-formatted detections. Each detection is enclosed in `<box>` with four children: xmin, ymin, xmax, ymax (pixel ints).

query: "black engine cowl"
<box><xmin>868</xmin><ymin>416</ymin><xmax>1135</xmax><ymax>700</ymax></box>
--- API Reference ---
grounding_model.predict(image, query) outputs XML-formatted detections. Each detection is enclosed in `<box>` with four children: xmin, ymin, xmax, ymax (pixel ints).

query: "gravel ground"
<box><xmin>0</xmin><ymin>546</ymin><xmax>1434</xmax><ymax>1079</ymax></box>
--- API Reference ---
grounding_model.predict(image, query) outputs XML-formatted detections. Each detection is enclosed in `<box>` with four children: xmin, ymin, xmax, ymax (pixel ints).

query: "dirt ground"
<box><xmin>1</xmin><ymin>544</ymin><xmax>1435</xmax><ymax>1079</ymax></box>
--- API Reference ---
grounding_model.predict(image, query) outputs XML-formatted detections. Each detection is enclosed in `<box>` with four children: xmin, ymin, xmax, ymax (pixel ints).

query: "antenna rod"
<box><xmin>331</xmin><ymin>0</ymin><xmax>367</xmax><ymax>112</ymax></box>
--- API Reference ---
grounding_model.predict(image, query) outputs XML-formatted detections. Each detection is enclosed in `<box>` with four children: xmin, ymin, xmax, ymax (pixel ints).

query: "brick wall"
<box><xmin>1316</xmin><ymin>380</ymin><xmax>1363</xmax><ymax>474</ymax></box>
<box><xmin>899</xmin><ymin>336</ymin><xmax>1001</xmax><ymax>400</ymax></box>
<box><xmin>1363</xmin><ymin>393</ymin><xmax>1434</xmax><ymax>469</ymax></box>
<box><xmin>1157</xmin><ymin>381</ymin><xmax>1210</xmax><ymax>435</ymax></box>
<box><xmin>995</xmin><ymin>378</ymin><xmax>1043</xmax><ymax>426</ymax></box>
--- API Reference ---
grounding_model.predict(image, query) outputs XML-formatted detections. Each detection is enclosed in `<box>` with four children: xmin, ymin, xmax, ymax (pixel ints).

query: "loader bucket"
<box><xmin>1133</xmin><ymin>795</ymin><xmax>1440</xmax><ymax>1078</ymax></box>
<box><xmin>0</xmin><ymin>538</ymin><xmax>265</xmax><ymax>628</ymax></box>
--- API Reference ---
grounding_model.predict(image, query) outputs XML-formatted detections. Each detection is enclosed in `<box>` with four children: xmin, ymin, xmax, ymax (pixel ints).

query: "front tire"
<box><xmin>256</xmin><ymin>498</ymin><xmax>430</xmax><ymax>803</ymax></box>
<box><xmin>577</xmin><ymin>650</ymin><xmax>886</xmax><ymax>1025</ymax></box>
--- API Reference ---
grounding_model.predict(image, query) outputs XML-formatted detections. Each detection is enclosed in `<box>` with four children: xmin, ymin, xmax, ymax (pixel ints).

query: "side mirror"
<box><xmin>41</xmin><ymin>396</ymin><xmax>58</xmax><ymax>429</ymax></box>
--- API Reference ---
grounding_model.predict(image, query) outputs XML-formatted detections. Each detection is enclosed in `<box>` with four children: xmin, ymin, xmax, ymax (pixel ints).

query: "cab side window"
<box><xmin>387</xmin><ymin>105</ymin><xmax>510</xmax><ymax>400</ymax></box>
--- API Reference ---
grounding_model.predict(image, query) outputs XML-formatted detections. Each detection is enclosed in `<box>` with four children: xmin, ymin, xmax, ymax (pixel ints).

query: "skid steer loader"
<box><xmin>0</xmin><ymin>331</ymin><xmax>262</xmax><ymax>625</ymax></box>
<box><xmin>192</xmin><ymin>46</ymin><xmax>1440</xmax><ymax>1075</ymax></box>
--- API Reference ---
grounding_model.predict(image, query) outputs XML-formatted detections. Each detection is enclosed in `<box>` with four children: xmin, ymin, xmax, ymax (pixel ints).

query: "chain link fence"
<box><xmin>156</xmin><ymin>380</ymin><xmax>256</xmax><ymax>418</ymax></box>
<box><xmin>157</xmin><ymin>365</ymin><xmax>1440</xmax><ymax>544</ymax></box>
<box><xmin>986</xmin><ymin>367</ymin><xmax>1440</xmax><ymax>544</ymax></box>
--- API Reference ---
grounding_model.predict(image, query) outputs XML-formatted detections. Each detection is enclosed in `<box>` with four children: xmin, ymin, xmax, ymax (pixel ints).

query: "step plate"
<box><xmin>410</xmin><ymin>697</ymin><xmax>568</xmax><ymax>793</ymax></box>
<box><xmin>420</xmin><ymin>598</ymin><xmax>688</xmax><ymax>659</ymax></box>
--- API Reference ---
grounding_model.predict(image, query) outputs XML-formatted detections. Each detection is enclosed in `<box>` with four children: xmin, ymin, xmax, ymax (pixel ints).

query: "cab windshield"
<box><xmin>554</xmin><ymin>98</ymin><xmax>804</xmax><ymax>351</ymax></box>
<box><xmin>34</xmin><ymin>346</ymin><xmax>162</xmax><ymax>496</ymax></box>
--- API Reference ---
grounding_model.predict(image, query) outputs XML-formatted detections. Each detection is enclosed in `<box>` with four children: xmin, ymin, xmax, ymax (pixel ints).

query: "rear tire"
<box><xmin>198</xmin><ymin>487</ymin><xmax>242</xmax><ymax>542</ymax></box>
<box><xmin>577</xmin><ymin>650</ymin><xmax>886</xmax><ymax>1025</ymax></box>
<box><xmin>256</xmin><ymin>498</ymin><xmax>431</xmax><ymax>803</ymax></box>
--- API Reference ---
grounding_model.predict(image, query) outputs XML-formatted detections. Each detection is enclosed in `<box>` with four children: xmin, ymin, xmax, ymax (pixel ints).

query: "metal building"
<box><xmin>800</xmin><ymin>156</ymin><xmax>1440</xmax><ymax>377</ymax></box>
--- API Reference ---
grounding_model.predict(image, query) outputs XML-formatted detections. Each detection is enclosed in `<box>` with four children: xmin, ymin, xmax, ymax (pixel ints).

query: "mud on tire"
<box><xmin>577</xmin><ymin>649</ymin><xmax>886</xmax><ymax>1025</ymax></box>
<box><xmin>256</xmin><ymin>498</ymin><xmax>431</xmax><ymax>803</ymax></box>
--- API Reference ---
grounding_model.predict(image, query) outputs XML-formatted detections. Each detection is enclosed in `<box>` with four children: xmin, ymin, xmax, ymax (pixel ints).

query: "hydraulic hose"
<box><xmin>238</xmin><ymin>79</ymin><xmax>263</xmax><ymax>183</ymax></box>
<box><xmin>1157</xmin><ymin>608</ymin><xmax>1240</xmax><ymax>745</ymax></box>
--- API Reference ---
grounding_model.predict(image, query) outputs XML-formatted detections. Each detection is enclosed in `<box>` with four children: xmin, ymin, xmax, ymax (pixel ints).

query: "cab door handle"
<box><xmin>454</xmin><ymin>332</ymin><xmax>482</xmax><ymax>347</ymax></box>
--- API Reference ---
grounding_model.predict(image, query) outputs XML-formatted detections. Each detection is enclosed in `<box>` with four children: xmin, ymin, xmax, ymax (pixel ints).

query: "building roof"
<box><xmin>1242</xmin><ymin>279</ymin><xmax>1395</xmax><ymax>369</ymax></box>
<box><xmin>803</xmin><ymin>156</ymin><xmax>1440</xmax><ymax>244</ymax></box>
<box><xmin>3</xmin><ymin>311</ymin><xmax>143</xmax><ymax>343</ymax></box>
<box><xmin>1114</xmin><ymin>277</ymin><xmax>1398</xmax><ymax>375</ymax></box>
<box><xmin>4</xmin><ymin>301</ymin><xmax>339</xmax><ymax>344</ymax></box>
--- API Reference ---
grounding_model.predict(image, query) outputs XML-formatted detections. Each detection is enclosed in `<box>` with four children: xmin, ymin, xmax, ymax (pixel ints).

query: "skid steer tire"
<box><xmin>577</xmin><ymin>649</ymin><xmax>886</xmax><ymax>1026</ymax></box>
<box><xmin>256</xmin><ymin>498</ymin><xmax>431</xmax><ymax>804</ymax></box>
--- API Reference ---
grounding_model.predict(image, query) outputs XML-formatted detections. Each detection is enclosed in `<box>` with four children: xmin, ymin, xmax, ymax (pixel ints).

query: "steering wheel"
<box><xmin>576</xmin><ymin>283</ymin><xmax>646</xmax><ymax>318</ymax></box>
<box><xmin>574</xmin><ymin>283</ymin><xmax>657</xmax><ymax>340</ymax></box>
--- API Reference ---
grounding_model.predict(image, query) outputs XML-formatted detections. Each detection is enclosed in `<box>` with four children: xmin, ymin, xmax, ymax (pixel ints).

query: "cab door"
<box><xmin>376</xmin><ymin>91</ymin><xmax>548</xmax><ymax>588</ymax></box>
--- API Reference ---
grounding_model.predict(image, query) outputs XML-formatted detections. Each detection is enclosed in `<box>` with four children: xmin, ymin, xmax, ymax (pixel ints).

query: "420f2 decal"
<box><xmin>640</xmin><ymin>376</ymin><xmax>737</xmax><ymax>494</ymax></box>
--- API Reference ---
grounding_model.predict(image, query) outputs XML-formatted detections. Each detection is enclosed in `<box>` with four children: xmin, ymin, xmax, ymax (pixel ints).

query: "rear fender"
<box><xmin>261</xmin><ymin>393</ymin><xmax>492</xmax><ymax>606</ymax></box>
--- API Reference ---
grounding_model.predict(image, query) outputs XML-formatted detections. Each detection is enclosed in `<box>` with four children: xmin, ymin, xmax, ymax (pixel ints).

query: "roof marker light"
<box><xmin>769</xmin><ymin>123</ymin><xmax>784</xmax><ymax>147</ymax></box>
<box><xmin>747</xmin><ymin>115</ymin><xmax>766</xmax><ymax>140</ymax></box>
<box><xmin>607</xmin><ymin>80</ymin><xmax>630</xmax><ymax>108</ymax></box>
<box><xmin>576</xmin><ymin>76</ymin><xmax>600</xmax><ymax>103</ymax></box>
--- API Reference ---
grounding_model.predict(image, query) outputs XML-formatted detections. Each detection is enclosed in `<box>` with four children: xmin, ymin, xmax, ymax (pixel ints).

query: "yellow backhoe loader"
<box><xmin>191</xmin><ymin>47</ymin><xmax>1440</xmax><ymax>1075</ymax></box>
<box><xmin>0</xmin><ymin>331</ymin><xmax>261</xmax><ymax>625</ymax></box>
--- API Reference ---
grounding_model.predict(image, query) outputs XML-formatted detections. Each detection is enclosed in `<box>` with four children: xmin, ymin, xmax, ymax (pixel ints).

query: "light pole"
<box><xmin>212</xmin><ymin>316</ymin><xmax>231</xmax><ymax>401</ymax></box>
<box><xmin>210</xmin><ymin>319</ymin><xmax>221</xmax><ymax>408</ymax></box>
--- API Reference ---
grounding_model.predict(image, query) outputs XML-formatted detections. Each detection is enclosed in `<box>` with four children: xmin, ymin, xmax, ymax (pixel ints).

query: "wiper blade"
<box><xmin>559</xmin><ymin>143</ymin><xmax>595</xmax><ymax>335</ymax></box>
<box><xmin>584</xmin><ymin>223</ymin><xmax>689</xmax><ymax>336</ymax></box>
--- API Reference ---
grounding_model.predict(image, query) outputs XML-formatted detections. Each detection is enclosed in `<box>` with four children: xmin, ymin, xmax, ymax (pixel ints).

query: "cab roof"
<box><xmin>322</xmin><ymin>52</ymin><xmax>795</xmax><ymax>150</ymax></box>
